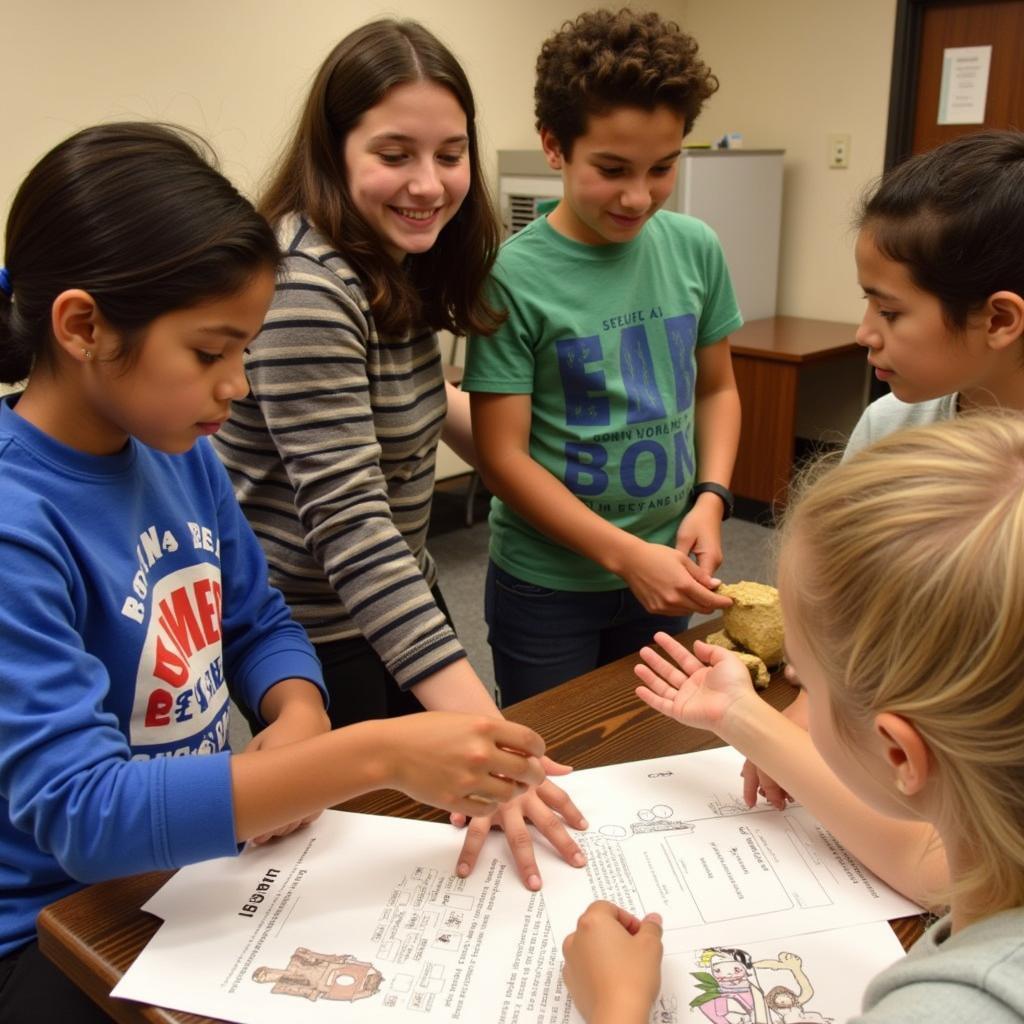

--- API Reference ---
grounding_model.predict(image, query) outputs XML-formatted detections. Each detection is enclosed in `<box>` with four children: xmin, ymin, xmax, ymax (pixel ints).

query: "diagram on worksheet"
<box><xmin>597</xmin><ymin>803</ymin><xmax>695</xmax><ymax>839</ymax></box>
<box><xmin>536</xmin><ymin>747</ymin><xmax>922</xmax><ymax>955</ymax></box>
<box><xmin>114</xmin><ymin>811</ymin><xmax>575</xmax><ymax>1024</ymax></box>
<box><xmin>111</xmin><ymin>752</ymin><xmax>913</xmax><ymax>1024</ymax></box>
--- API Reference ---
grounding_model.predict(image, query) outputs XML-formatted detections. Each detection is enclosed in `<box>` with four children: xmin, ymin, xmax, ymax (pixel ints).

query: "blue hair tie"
<box><xmin>0</xmin><ymin>267</ymin><xmax>11</xmax><ymax>298</ymax></box>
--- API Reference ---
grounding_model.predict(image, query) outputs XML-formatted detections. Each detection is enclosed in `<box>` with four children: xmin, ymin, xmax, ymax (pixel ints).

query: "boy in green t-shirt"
<box><xmin>462</xmin><ymin>8</ymin><xmax>740</xmax><ymax>704</ymax></box>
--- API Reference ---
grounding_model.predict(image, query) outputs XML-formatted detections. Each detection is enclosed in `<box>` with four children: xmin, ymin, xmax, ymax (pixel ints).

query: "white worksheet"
<box><xmin>536</xmin><ymin>748</ymin><xmax>922</xmax><ymax>955</ymax></box>
<box><xmin>112</xmin><ymin>766</ymin><xmax>920</xmax><ymax>1023</ymax></box>
<box><xmin>114</xmin><ymin>810</ymin><xmax>575</xmax><ymax>1023</ymax></box>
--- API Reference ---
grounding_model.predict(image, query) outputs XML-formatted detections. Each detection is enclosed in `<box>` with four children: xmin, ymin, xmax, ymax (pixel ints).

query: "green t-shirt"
<box><xmin>463</xmin><ymin>211</ymin><xmax>743</xmax><ymax>591</ymax></box>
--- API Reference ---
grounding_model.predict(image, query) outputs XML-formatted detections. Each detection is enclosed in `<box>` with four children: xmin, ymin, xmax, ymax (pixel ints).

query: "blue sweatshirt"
<box><xmin>0</xmin><ymin>398</ymin><xmax>325</xmax><ymax>957</ymax></box>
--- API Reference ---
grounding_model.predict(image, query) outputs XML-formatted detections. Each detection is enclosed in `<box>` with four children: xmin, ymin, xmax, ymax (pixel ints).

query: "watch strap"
<box><xmin>692</xmin><ymin>481</ymin><xmax>734</xmax><ymax>520</ymax></box>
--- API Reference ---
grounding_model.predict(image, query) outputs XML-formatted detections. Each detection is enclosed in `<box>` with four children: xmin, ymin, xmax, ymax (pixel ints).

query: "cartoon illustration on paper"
<box><xmin>689</xmin><ymin>946</ymin><xmax>833</xmax><ymax>1023</ymax></box>
<box><xmin>252</xmin><ymin>948</ymin><xmax>383</xmax><ymax>1002</ymax></box>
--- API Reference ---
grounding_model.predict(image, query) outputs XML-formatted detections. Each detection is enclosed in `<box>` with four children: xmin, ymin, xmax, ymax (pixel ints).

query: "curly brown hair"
<box><xmin>535</xmin><ymin>8</ymin><xmax>718</xmax><ymax>158</ymax></box>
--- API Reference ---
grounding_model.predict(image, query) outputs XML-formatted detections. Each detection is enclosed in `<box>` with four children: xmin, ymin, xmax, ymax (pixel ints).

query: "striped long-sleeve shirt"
<box><xmin>212</xmin><ymin>214</ymin><xmax>465</xmax><ymax>689</ymax></box>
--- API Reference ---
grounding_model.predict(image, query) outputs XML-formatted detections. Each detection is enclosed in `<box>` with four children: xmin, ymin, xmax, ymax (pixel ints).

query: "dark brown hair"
<box><xmin>0</xmin><ymin>123</ymin><xmax>279</xmax><ymax>385</ymax></box>
<box><xmin>535</xmin><ymin>8</ymin><xmax>719</xmax><ymax>159</ymax></box>
<box><xmin>858</xmin><ymin>129</ymin><xmax>1024</xmax><ymax>331</ymax></box>
<box><xmin>260</xmin><ymin>19</ymin><xmax>504</xmax><ymax>338</ymax></box>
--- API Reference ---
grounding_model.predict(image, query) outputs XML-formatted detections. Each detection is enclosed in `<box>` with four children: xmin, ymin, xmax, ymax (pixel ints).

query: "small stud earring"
<box><xmin>81</xmin><ymin>348</ymin><xmax>92</xmax><ymax>360</ymax></box>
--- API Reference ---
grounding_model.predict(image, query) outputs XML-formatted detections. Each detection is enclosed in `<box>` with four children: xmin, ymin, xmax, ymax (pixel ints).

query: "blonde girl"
<box><xmin>566</xmin><ymin>412</ymin><xmax>1024</xmax><ymax>1022</ymax></box>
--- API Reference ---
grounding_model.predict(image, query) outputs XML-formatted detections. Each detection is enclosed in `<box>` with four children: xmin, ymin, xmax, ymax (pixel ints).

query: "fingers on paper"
<box><xmin>498</xmin><ymin>806</ymin><xmax>544</xmax><ymax>891</ymax></box>
<box><xmin>455</xmin><ymin>813</ymin><xmax>497</xmax><ymax>880</ymax></box>
<box><xmin>519</xmin><ymin>788</ymin><xmax>587</xmax><ymax>869</ymax></box>
<box><xmin>535</xmin><ymin>778</ymin><xmax>588</xmax><ymax>831</ymax></box>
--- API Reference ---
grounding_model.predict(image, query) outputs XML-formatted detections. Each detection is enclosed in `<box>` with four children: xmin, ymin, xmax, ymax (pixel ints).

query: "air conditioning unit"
<box><xmin>496</xmin><ymin>148</ymin><xmax>785</xmax><ymax>321</ymax></box>
<box><xmin>497</xmin><ymin>151</ymin><xmax>564</xmax><ymax>235</ymax></box>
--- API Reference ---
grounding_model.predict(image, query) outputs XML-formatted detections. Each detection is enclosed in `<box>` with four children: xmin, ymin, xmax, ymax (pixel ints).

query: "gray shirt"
<box><xmin>844</xmin><ymin>393</ymin><xmax>958</xmax><ymax>460</ymax></box>
<box><xmin>852</xmin><ymin>907</ymin><xmax>1024</xmax><ymax>1022</ymax></box>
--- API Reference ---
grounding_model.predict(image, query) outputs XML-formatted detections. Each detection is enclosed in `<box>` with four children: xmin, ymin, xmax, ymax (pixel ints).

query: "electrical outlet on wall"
<box><xmin>828</xmin><ymin>133</ymin><xmax>851</xmax><ymax>169</ymax></box>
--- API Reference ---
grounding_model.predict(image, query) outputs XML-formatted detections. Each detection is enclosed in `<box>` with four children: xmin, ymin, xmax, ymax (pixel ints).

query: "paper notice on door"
<box><xmin>938</xmin><ymin>45</ymin><xmax>992</xmax><ymax>125</ymax></box>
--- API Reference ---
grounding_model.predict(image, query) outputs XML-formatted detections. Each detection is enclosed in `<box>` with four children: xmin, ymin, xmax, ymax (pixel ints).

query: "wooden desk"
<box><xmin>730</xmin><ymin>316</ymin><xmax>865</xmax><ymax>507</ymax></box>
<box><xmin>37</xmin><ymin>621</ymin><xmax>925</xmax><ymax>1023</ymax></box>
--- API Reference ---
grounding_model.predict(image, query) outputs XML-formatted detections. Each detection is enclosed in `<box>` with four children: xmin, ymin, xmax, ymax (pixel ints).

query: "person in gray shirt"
<box><xmin>565</xmin><ymin>413</ymin><xmax>1024</xmax><ymax>1023</ymax></box>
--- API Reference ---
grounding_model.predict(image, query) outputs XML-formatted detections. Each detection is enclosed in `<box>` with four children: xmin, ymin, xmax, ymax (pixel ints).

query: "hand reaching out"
<box><xmin>634</xmin><ymin>633</ymin><xmax>755</xmax><ymax>734</ymax></box>
<box><xmin>384</xmin><ymin>713</ymin><xmax>547</xmax><ymax>819</ymax></box>
<box><xmin>619</xmin><ymin>541</ymin><xmax>733</xmax><ymax>616</ymax></box>
<box><xmin>740</xmin><ymin>667</ymin><xmax>805</xmax><ymax>809</ymax></box>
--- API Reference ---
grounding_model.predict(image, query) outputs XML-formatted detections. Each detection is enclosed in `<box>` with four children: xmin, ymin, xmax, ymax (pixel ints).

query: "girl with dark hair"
<box><xmin>212</xmin><ymin>19</ymin><xmax>587</xmax><ymax>890</ymax></box>
<box><xmin>742</xmin><ymin>129</ymin><xmax>1024</xmax><ymax>812</ymax></box>
<box><xmin>0</xmin><ymin>123</ymin><xmax>548</xmax><ymax>1023</ymax></box>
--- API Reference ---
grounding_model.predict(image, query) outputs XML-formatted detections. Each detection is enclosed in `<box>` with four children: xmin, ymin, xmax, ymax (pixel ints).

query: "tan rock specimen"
<box><xmin>733</xmin><ymin>650</ymin><xmax>771</xmax><ymax>689</ymax></box>
<box><xmin>705</xmin><ymin>630</ymin><xmax>769</xmax><ymax>689</ymax></box>
<box><xmin>705</xmin><ymin>629</ymin><xmax>737</xmax><ymax>650</ymax></box>
<box><xmin>718</xmin><ymin>581</ymin><xmax>784</xmax><ymax>667</ymax></box>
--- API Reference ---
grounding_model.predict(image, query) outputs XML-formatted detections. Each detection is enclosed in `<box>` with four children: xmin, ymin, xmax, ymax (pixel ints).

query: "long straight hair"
<box><xmin>260</xmin><ymin>19</ymin><xmax>504</xmax><ymax>338</ymax></box>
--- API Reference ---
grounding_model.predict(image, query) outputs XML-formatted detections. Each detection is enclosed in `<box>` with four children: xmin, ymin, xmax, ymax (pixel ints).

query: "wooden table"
<box><xmin>37</xmin><ymin>620</ymin><xmax>925</xmax><ymax>1023</ymax></box>
<box><xmin>730</xmin><ymin>316</ymin><xmax>865</xmax><ymax>507</ymax></box>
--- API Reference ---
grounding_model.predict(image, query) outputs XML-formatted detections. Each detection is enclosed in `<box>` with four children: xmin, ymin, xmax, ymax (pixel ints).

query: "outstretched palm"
<box><xmin>634</xmin><ymin>633</ymin><xmax>754</xmax><ymax>733</ymax></box>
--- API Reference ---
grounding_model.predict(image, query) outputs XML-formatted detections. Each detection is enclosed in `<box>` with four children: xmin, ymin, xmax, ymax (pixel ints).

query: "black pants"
<box><xmin>314</xmin><ymin>585</ymin><xmax>459</xmax><ymax>728</ymax></box>
<box><xmin>0</xmin><ymin>940</ymin><xmax>114</xmax><ymax>1024</ymax></box>
<box><xmin>236</xmin><ymin>585</ymin><xmax>455</xmax><ymax>733</ymax></box>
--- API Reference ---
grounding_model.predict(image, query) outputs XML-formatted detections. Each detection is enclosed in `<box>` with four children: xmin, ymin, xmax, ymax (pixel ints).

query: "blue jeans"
<box><xmin>485</xmin><ymin>561</ymin><xmax>689</xmax><ymax>706</ymax></box>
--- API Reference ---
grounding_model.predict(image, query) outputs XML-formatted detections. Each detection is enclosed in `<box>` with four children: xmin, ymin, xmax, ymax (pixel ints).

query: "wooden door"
<box><xmin>912</xmin><ymin>1</ymin><xmax>1024</xmax><ymax>154</ymax></box>
<box><xmin>885</xmin><ymin>0</ymin><xmax>1024</xmax><ymax>168</ymax></box>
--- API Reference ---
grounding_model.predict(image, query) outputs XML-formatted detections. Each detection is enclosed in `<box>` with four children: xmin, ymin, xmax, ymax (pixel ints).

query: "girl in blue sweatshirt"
<box><xmin>0</xmin><ymin>123</ymin><xmax>545</xmax><ymax>1024</ymax></box>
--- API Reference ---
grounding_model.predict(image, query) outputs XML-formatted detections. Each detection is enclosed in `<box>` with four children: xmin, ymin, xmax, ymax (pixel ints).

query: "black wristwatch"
<box><xmin>692</xmin><ymin>481</ymin><xmax>734</xmax><ymax>520</ymax></box>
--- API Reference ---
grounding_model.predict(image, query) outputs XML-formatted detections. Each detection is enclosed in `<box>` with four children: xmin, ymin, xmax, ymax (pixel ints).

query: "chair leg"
<box><xmin>464</xmin><ymin>472</ymin><xmax>481</xmax><ymax>527</ymax></box>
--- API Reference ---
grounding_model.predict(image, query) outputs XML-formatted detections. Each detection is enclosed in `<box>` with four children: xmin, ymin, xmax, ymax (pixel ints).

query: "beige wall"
<box><xmin>3</xmin><ymin>1</ymin><xmax>896</xmax><ymax>326</ymax></box>
<box><xmin>681</xmin><ymin>0</ymin><xmax>898</xmax><ymax>322</ymax></box>
<box><xmin>1</xmin><ymin>0</ymin><xmax>654</xmax><ymax>216</ymax></box>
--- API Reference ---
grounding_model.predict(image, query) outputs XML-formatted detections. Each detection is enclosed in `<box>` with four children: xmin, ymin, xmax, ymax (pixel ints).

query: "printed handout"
<box><xmin>116</xmin><ymin>811</ymin><xmax>573</xmax><ymax>1023</ymax></box>
<box><xmin>112</xmin><ymin>747</ymin><xmax>922</xmax><ymax>1022</ymax></box>
<box><xmin>535</xmin><ymin>747</ymin><xmax>922</xmax><ymax>955</ymax></box>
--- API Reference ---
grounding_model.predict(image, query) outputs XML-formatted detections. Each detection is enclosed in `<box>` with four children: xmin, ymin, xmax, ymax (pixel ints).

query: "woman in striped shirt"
<box><xmin>213</xmin><ymin>18</ymin><xmax>586</xmax><ymax>890</ymax></box>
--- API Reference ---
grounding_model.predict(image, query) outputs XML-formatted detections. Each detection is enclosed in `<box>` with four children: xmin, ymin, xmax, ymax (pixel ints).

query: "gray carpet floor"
<box><xmin>230</xmin><ymin>481</ymin><xmax>776</xmax><ymax>747</ymax></box>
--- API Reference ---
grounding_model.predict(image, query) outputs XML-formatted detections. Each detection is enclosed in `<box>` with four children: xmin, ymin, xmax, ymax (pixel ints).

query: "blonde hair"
<box><xmin>781</xmin><ymin>411</ymin><xmax>1024</xmax><ymax>918</ymax></box>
